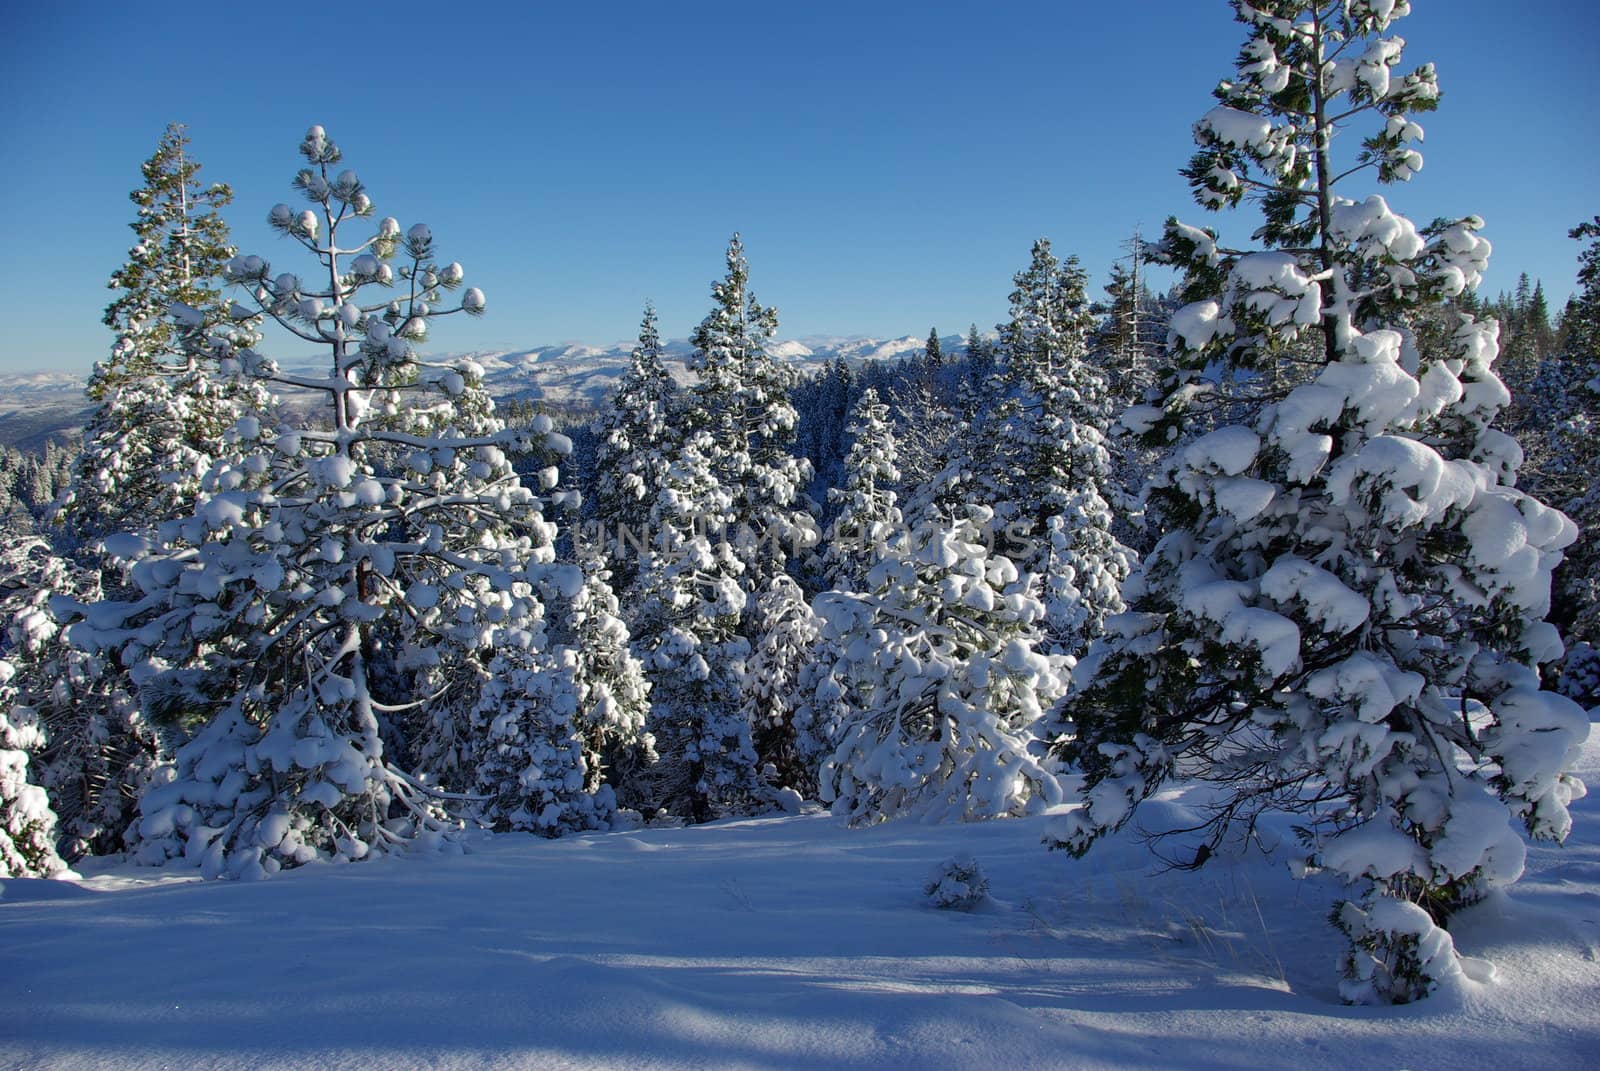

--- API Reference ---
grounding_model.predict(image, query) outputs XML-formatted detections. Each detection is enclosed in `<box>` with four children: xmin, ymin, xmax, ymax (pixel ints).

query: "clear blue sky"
<box><xmin>1</xmin><ymin>1</ymin><xmax>1594</xmax><ymax>374</ymax></box>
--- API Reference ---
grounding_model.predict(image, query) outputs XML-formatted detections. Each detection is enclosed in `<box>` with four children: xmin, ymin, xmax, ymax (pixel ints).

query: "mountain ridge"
<box><xmin>0</xmin><ymin>334</ymin><xmax>962</xmax><ymax>451</ymax></box>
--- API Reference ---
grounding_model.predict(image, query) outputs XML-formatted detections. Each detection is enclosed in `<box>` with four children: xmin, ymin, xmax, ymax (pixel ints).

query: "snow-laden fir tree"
<box><xmin>1046</xmin><ymin>1</ymin><xmax>1588</xmax><ymax>1004</ymax></box>
<box><xmin>822</xmin><ymin>388</ymin><xmax>903</xmax><ymax>592</ymax></box>
<box><xmin>688</xmin><ymin>234</ymin><xmax>817</xmax><ymax>591</ymax></box>
<box><xmin>56</xmin><ymin>124</ymin><xmax>254</xmax><ymax>545</ymax></box>
<box><xmin>471</xmin><ymin>536</ymin><xmax>649</xmax><ymax>836</ymax></box>
<box><xmin>0</xmin><ymin>538</ymin><xmax>161</xmax><ymax>860</ymax></box>
<box><xmin>742</xmin><ymin>574</ymin><xmax>822</xmax><ymax>801</ymax></box>
<box><xmin>67</xmin><ymin>126</ymin><xmax>570</xmax><ymax>879</ymax></box>
<box><xmin>591</xmin><ymin>303</ymin><xmax>679</xmax><ymax>594</ymax></box>
<box><xmin>1561</xmin><ymin>218</ymin><xmax>1600</xmax><ymax>363</ymax></box>
<box><xmin>901</xmin><ymin>378</ymin><xmax>986</xmax><ymax>534</ymax></box>
<box><xmin>629</xmin><ymin>429</ymin><xmax>761</xmax><ymax>821</ymax></box>
<box><xmin>1529</xmin><ymin>219</ymin><xmax>1600</xmax><ymax>660</ymax></box>
<box><xmin>0</xmin><ymin>594</ymin><xmax>68</xmax><ymax>877</ymax></box>
<box><xmin>689</xmin><ymin>238</ymin><xmax>820</xmax><ymax>789</ymax></box>
<box><xmin>567</xmin><ymin>534</ymin><xmax>656</xmax><ymax>809</ymax></box>
<box><xmin>816</xmin><ymin>505</ymin><xmax>1065</xmax><ymax>825</ymax></box>
<box><xmin>630</xmin><ymin>237</ymin><xmax>816</xmax><ymax>820</ymax></box>
<box><xmin>96</xmin><ymin>123</ymin><xmax>235</xmax><ymax>393</ymax></box>
<box><xmin>476</xmin><ymin>525</ymin><xmax>653</xmax><ymax>831</ymax></box>
<box><xmin>397</xmin><ymin>360</ymin><xmax>561</xmax><ymax>794</ymax></box>
<box><xmin>983</xmin><ymin>238</ymin><xmax>1134</xmax><ymax>655</ymax></box>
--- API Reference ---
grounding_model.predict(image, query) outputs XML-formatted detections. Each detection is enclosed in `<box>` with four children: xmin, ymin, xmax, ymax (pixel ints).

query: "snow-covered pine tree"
<box><xmin>0</xmin><ymin>676</ymin><xmax>64</xmax><ymax>878</ymax></box>
<box><xmin>1047</xmin><ymin>1</ymin><xmax>1588</xmax><ymax>1004</ymax></box>
<box><xmin>686</xmin><ymin>235</ymin><xmax>817</xmax><ymax>592</ymax></box>
<box><xmin>629</xmin><ymin>428</ymin><xmax>761</xmax><ymax>821</ymax></box>
<box><xmin>923</xmin><ymin>327</ymin><xmax>944</xmax><ymax>384</ymax></box>
<box><xmin>982</xmin><ymin>239</ymin><xmax>1134</xmax><ymax>655</ymax></box>
<box><xmin>398</xmin><ymin>360</ymin><xmax>560</xmax><ymax>794</ymax></box>
<box><xmin>630</xmin><ymin>236</ymin><xmax>816</xmax><ymax>820</ymax></box>
<box><xmin>97</xmin><ymin>123</ymin><xmax>235</xmax><ymax>393</ymax></box>
<box><xmin>887</xmin><ymin>377</ymin><xmax>957</xmax><ymax>520</ymax></box>
<box><xmin>0</xmin><ymin>556</ymin><xmax>72</xmax><ymax>878</ymax></box>
<box><xmin>471</xmin><ymin>534</ymin><xmax>649</xmax><ymax>837</ymax></box>
<box><xmin>742</xmin><ymin>574</ymin><xmax>822</xmax><ymax>802</ymax></box>
<box><xmin>463</xmin><ymin>437</ymin><xmax>651</xmax><ymax>836</ymax></box>
<box><xmin>568</xmin><ymin>533</ymin><xmax>656</xmax><ymax>802</ymax></box>
<box><xmin>533</xmin><ymin>527</ymin><xmax>653</xmax><ymax>821</ymax></box>
<box><xmin>471</xmin><ymin>639</ymin><xmax>590</xmax><ymax>835</ymax></box>
<box><xmin>822</xmin><ymin>388</ymin><xmax>903</xmax><ymax>592</ymax></box>
<box><xmin>0</xmin><ymin>538</ymin><xmax>161</xmax><ymax>860</ymax></box>
<box><xmin>902</xmin><ymin>374</ymin><xmax>987</xmax><ymax>535</ymax></box>
<box><xmin>67</xmin><ymin>126</ymin><xmax>568</xmax><ymax>879</ymax></box>
<box><xmin>591</xmin><ymin>303</ymin><xmax>679</xmax><ymax>594</ymax></box>
<box><xmin>1533</xmin><ymin>219</ymin><xmax>1600</xmax><ymax>661</ymax></box>
<box><xmin>816</xmin><ymin>505</ymin><xmax>1065</xmax><ymax>825</ymax></box>
<box><xmin>1562</xmin><ymin>218</ymin><xmax>1600</xmax><ymax>362</ymax></box>
<box><xmin>57</xmin><ymin>124</ymin><xmax>253</xmax><ymax>545</ymax></box>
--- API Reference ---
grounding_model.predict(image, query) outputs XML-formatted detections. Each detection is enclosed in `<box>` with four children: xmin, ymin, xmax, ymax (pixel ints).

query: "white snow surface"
<box><xmin>2</xmin><ymin>723</ymin><xmax>1598</xmax><ymax>1070</ymax></box>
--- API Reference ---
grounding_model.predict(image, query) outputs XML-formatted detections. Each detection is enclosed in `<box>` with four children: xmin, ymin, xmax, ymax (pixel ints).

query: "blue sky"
<box><xmin>1</xmin><ymin>1</ymin><xmax>1594</xmax><ymax>374</ymax></box>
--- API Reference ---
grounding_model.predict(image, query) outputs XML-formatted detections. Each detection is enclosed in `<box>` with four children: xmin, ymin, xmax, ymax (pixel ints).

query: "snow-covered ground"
<box><xmin>4</xmin><ymin>721</ymin><xmax>1597</xmax><ymax>1070</ymax></box>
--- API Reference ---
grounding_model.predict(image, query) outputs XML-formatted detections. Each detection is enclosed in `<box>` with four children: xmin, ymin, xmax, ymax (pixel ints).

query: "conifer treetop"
<box><xmin>97</xmin><ymin>122</ymin><xmax>235</xmax><ymax>396</ymax></box>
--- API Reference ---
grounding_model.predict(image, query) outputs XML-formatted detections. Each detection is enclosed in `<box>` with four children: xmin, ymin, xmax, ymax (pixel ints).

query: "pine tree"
<box><xmin>1528</xmin><ymin>281</ymin><xmax>1554</xmax><ymax>361</ymax></box>
<box><xmin>983</xmin><ymin>239</ymin><xmax>1135</xmax><ymax>654</ymax></box>
<box><xmin>1097</xmin><ymin>244</ymin><xmax>1164</xmax><ymax>413</ymax></box>
<box><xmin>742</xmin><ymin>574</ymin><xmax>822</xmax><ymax>800</ymax></box>
<box><xmin>591</xmin><ymin>304</ymin><xmax>678</xmax><ymax>594</ymax></box>
<box><xmin>1</xmin><ymin>538</ymin><xmax>161</xmax><ymax>859</ymax></box>
<box><xmin>823</xmin><ymin>388</ymin><xmax>903</xmax><ymax>591</ymax></box>
<box><xmin>0</xmin><ymin>608</ymin><xmax>67</xmax><ymax>876</ymax></box>
<box><xmin>1049</xmin><ymin>2</ymin><xmax>1587</xmax><ymax>1004</ymax></box>
<box><xmin>629</xmin><ymin>236</ymin><xmax>817</xmax><ymax>820</ymax></box>
<box><xmin>561</xmin><ymin>531</ymin><xmax>654</xmax><ymax>806</ymax></box>
<box><xmin>965</xmin><ymin>322</ymin><xmax>995</xmax><ymax>384</ymax></box>
<box><xmin>1532</xmin><ymin>221</ymin><xmax>1600</xmax><ymax>662</ymax></box>
<box><xmin>471</xmin><ymin>532</ymin><xmax>650</xmax><ymax>837</ymax></box>
<box><xmin>1561</xmin><ymin>218</ymin><xmax>1600</xmax><ymax>362</ymax></box>
<box><xmin>629</xmin><ymin>429</ymin><xmax>761</xmax><ymax>821</ymax></box>
<box><xmin>70</xmin><ymin>126</ymin><xmax>569</xmax><ymax>879</ymax></box>
<box><xmin>816</xmin><ymin>506</ymin><xmax>1065</xmax><ymax>825</ymax></box>
<box><xmin>890</xmin><ymin>384</ymin><xmax>955</xmax><ymax>506</ymax></box>
<box><xmin>97</xmin><ymin>123</ymin><xmax>235</xmax><ymax>393</ymax></box>
<box><xmin>688</xmin><ymin>235</ymin><xmax>816</xmax><ymax>589</ymax></box>
<box><xmin>58</xmin><ymin>124</ymin><xmax>251</xmax><ymax>545</ymax></box>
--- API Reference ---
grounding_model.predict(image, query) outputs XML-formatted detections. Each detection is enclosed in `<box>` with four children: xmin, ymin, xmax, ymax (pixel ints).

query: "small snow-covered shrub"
<box><xmin>924</xmin><ymin>855</ymin><xmax>989</xmax><ymax>911</ymax></box>
<box><xmin>1334</xmin><ymin>894</ymin><xmax>1465</xmax><ymax>1006</ymax></box>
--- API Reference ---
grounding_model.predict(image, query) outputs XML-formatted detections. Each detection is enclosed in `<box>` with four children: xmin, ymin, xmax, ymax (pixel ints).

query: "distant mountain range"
<box><xmin>0</xmin><ymin>335</ymin><xmax>956</xmax><ymax>452</ymax></box>
<box><xmin>455</xmin><ymin>334</ymin><xmax>954</xmax><ymax>409</ymax></box>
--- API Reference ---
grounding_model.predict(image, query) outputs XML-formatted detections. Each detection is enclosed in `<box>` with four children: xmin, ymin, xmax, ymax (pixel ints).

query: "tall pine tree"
<box><xmin>58</xmin><ymin>123</ymin><xmax>253</xmax><ymax>545</ymax></box>
<box><xmin>1048</xmin><ymin>2</ymin><xmax>1587</xmax><ymax>1004</ymax></box>
<box><xmin>70</xmin><ymin>127</ymin><xmax>573</xmax><ymax>878</ymax></box>
<box><xmin>591</xmin><ymin>303</ymin><xmax>678</xmax><ymax>594</ymax></box>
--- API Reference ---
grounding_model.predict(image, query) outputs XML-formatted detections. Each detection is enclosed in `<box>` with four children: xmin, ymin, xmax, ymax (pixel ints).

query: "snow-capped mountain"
<box><xmin>0</xmin><ymin>371</ymin><xmax>96</xmax><ymax>452</ymax></box>
<box><xmin>0</xmin><ymin>335</ymin><xmax>956</xmax><ymax>449</ymax></box>
<box><xmin>0</xmin><ymin>370</ymin><xmax>91</xmax><ymax>412</ymax></box>
<box><xmin>421</xmin><ymin>333</ymin><xmax>949</xmax><ymax>409</ymax></box>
